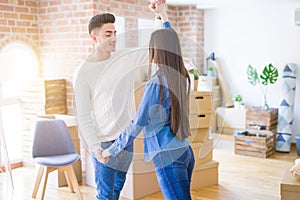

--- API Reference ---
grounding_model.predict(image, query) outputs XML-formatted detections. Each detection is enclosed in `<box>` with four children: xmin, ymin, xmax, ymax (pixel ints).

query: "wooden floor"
<box><xmin>0</xmin><ymin>134</ymin><xmax>298</xmax><ymax>200</ymax></box>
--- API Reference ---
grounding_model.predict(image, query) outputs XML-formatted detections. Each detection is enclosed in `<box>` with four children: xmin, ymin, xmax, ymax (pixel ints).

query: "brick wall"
<box><xmin>0</xmin><ymin>0</ymin><xmax>204</xmax><ymax>114</ymax></box>
<box><xmin>0</xmin><ymin>0</ymin><xmax>40</xmax><ymax>71</ymax></box>
<box><xmin>175</xmin><ymin>6</ymin><xmax>204</xmax><ymax>72</ymax></box>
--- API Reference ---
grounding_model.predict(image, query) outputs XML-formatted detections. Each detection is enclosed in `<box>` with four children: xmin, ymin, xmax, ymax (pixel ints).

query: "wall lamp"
<box><xmin>205</xmin><ymin>52</ymin><xmax>216</xmax><ymax>75</ymax></box>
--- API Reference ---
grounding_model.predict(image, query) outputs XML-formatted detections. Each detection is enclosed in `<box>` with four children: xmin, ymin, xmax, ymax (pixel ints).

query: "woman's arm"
<box><xmin>102</xmin><ymin>80</ymin><xmax>162</xmax><ymax>157</ymax></box>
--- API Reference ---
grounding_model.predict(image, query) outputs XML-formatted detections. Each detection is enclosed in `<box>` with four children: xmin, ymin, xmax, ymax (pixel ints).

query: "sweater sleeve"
<box><xmin>103</xmin><ymin>81</ymin><xmax>163</xmax><ymax>157</ymax></box>
<box><xmin>73</xmin><ymin>68</ymin><xmax>100</xmax><ymax>156</ymax></box>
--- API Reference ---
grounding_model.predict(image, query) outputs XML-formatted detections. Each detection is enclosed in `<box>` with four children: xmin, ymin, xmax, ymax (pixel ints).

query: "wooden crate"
<box><xmin>19</xmin><ymin>79</ymin><xmax>67</xmax><ymax>115</ymax></box>
<box><xmin>234</xmin><ymin>130</ymin><xmax>275</xmax><ymax>158</ymax></box>
<box><xmin>246</xmin><ymin>107</ymin><xmax>278</xmax><ymax>131</ymax></box>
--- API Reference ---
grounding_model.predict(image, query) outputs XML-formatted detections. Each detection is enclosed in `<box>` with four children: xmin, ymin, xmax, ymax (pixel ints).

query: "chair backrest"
<box><xmin>32</xmin><ymin>119</ymin><xmax>76</xmax><ymax>158</ymax></box>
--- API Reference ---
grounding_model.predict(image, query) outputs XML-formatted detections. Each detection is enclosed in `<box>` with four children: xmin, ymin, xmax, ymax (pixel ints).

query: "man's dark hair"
<box><xmin>88</xmin><ymin>13</ymin><xmax>115</xmax><ymax>34</ymax></box>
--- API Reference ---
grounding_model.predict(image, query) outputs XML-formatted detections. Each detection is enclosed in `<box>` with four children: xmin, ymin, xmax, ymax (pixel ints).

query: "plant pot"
<box><xmin>234</xmin><ymin>101</ymin><xmax>241</xmax><ymax>109</ymax></box>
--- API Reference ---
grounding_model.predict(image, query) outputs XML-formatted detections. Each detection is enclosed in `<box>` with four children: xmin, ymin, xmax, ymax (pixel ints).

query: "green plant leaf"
<box><xmin>260</xmin><ymin>63</ymin><xmax>278</xmax><ymax>85</ymax></box>
<box><xmin>247</xmin><ymin>64</ymin><xmax>258</xmax><ymax>85</ymax></box>
<box><xmin>233</xmin><ymin>94</ymin><xmax>243</xmax><ymax>102</ymax></box>
<box><xmin>189</xmin><ymin>69</ymin><xmax>199</xmax><ymax>80</ymax></box>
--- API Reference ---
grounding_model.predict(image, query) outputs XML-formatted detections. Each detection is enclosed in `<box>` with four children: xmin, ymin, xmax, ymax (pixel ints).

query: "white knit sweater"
<box><xmin>73</xmin><ymin>48</ymin><xmax>148</xmax><ymax>155</ymax></box>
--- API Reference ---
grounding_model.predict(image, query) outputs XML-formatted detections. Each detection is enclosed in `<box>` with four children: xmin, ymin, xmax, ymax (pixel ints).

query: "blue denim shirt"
<box><xmin>106</xmin><ymin>71</ymin><xmax>189</xmax><ymax>162</ymax></box>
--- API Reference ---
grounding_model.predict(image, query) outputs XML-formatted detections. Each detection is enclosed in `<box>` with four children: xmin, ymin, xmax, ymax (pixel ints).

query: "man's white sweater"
<box><xmin>73</xmin><ymin>48</ymin><xmax>148</xmax><ymax>155</ymax></box>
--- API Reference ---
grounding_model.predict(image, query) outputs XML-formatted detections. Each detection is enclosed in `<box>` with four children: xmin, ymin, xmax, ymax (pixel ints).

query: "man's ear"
<box><xmin>90</xmin><ymin>34</ymin><xmax>97</xmax><ymax>44</ymax></box>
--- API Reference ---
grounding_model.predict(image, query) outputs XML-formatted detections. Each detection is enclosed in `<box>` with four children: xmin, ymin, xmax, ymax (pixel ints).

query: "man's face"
<box><xmin>91</xmin><ymin>23</ymin><xmax>116</xmax><ymax>52</ymax></box>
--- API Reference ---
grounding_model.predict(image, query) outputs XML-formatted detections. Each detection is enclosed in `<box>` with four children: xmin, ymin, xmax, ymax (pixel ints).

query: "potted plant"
<box><xmin>207</xmin><ymin>65</ymin><xmax>215</xmax><ymax>77</ymax></box>
<box><xmin>247</xmin><ymin>63</ymin><xmax>279</xmax><ymax>111</ymax></box>
<box><xmin>189</xmin><ymin>69</ymin><xmax>200</xmax><ymax>91</ymax></box>
<box><xmin>233</xmin><ymin>94</ymin><xmax>243</xmax><ymax>109</ymax></box>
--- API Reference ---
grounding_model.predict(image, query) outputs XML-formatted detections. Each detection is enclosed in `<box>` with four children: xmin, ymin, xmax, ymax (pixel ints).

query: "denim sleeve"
<box><xmin>162</xmin><ymin>21</ymin><xmax>171</xmax><ymax>29</ymax></box>
<box><xmin>106</xmin><ymin>82</ymin><xmax>161</xmax><ymax>157</ymax></box>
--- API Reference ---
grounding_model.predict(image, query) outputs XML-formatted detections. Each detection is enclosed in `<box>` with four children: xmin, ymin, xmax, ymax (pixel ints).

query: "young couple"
<box><xmin>73</xmin><ymin>2</ymin><xmax>194</xmax><ymax>200</ymax></box>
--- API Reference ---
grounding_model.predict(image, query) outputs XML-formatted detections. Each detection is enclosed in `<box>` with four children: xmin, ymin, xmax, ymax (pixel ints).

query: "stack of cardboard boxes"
<box><xmin>189</xmin><ymin>90</ymin><xmax>219</xmax><ymax>189</ymax></box>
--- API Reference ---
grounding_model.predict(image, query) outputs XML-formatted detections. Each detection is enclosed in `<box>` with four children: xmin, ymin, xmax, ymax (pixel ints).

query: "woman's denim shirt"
<box><xmin>106</xmin><ymin>70</ymin><xmax>189</xmax><ymax>162</ymax></box>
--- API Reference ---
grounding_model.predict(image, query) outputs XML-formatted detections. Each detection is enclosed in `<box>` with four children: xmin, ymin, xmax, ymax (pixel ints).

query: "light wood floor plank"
<box><xmin>0</xmin><ymin>134</ymin><xmax>297</xmax><ymax>200</ymax></box>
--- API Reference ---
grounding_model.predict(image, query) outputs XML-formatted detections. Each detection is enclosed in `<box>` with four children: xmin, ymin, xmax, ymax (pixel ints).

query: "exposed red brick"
<box><xmin>7</xmin><ymin>20</ymin><xmax>15</xmax><ymax>26</ymax></box>
<box><xmin>1</xmin><ymin>5</ymin><xmax>13</xmax><ymax>11</ymax></box>
<box><xmin>0</xmin><ymin>26</ymin><xmax>10</xmax><ymax>32</ymax></box>
<box><xmin>11</xmin><ymin>27</ymin><xmax>26</xmax><ymax>33</ymax></box>
<box><xmin>20</xmin><ymin>13</ymin><xmax>34</xmax><ymax>20</ymax></box>
<box><xmin>0</xmin><ymin>20</ymin><xmax>6</xmax><ymax>25</ymax></box>
<box><xmin>15</xmin><ymin>6</ymin><xmax>29</xmax><ymax>13</ymax></box>
<box><xmin>25</xmin><ymin>1</ymin><xmax>37</xmax><ymax>7</ymax></box>
<box><xmin>3</xmin><ymin>12</ymin><xmax>18</xmax><ymax>19</ymax></box>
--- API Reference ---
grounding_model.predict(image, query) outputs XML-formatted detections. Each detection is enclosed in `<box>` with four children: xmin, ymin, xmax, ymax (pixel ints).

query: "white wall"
<box><xmin>204</xmin><ymin>0</ymin><xmax>300</xmax><ymax>134</ymax></box>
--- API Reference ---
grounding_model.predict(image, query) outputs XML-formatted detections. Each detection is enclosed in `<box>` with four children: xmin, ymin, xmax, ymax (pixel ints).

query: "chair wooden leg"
<box><xmin>40</xmin><ymin>166</ymin><xmax>52</xmax><ymax>200</ymax></box>
<box><xmin>63</xmin><ymin>165</ymin><xmax>83</xmax><ymax>200</ymax></box>
<box><xmin>32</xmin><ymin>165</ymin><xmax>44</xmax><ymax>198</ymax></box>
<box><xmin>63</xmin><ymin>168</ymin><xmax>74</xmax><ymax>193</ymax></box>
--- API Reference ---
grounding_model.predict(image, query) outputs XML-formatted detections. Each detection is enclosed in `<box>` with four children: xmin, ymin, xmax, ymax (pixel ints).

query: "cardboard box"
<box><xmin>190</xmin><ymin>139</ymin><xmax>213</xmax><ymax>167</ymax></box>
<box><xmin>189</xmin><ymin>112</ymin><xmax>212</xmax><ymax>129</ymax></box>
<box><xmin>121</xmin><ymin>155</ymin><xmax>160</xmax><ymax>200</ymax></box>
<box><xmin>189</xmin><ymin>128</ymin><xmax>209</xmax><ymax>143</ymax></box>
<box><xmin>216</xmin><ymin>107</ymin><xmax>246</xmax><ymax>132</ymax></box>
<box><xmin>190</xmin><ymin>91</ymin><xmax>212</xmax><ymax>114</ymax></box>
<box><xmin>86</xmin><ymin>154</ymin><xmax>160</xmax><ymax>200</ymax></box>
<box><xmin>191</xmin><ymin>160</ymin><xmax>219</xmax><ymax>190</ymax></box>
<box><xmin>281</xmin><ymin>166</ymin><xmax>300</xmax><ymax>200</ymax></box>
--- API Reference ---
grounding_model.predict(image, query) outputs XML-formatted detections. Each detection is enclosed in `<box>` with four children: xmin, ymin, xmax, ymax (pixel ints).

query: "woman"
<box><xmin>101</xmin><ymin>28</ymin><xmax>195</xmax><ymax>200</ymax></box>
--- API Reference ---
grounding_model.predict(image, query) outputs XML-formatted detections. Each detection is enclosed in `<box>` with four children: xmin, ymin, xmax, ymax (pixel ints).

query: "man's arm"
<box><xmin>73</xmin><ymin>68</ymin><xmax>100</xmax><ymax>156</ymax></box>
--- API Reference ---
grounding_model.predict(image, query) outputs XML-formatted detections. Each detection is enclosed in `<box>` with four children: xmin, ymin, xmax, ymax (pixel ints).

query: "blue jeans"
<box><xmin>92</xmin><ymin>141</ymin><xmax>133</xmax><ymax>200</ymax></box>
<box><xmin>153</xmin><ymin>146</ymin><xmax>195</xmax><ymax>200</ymax></box>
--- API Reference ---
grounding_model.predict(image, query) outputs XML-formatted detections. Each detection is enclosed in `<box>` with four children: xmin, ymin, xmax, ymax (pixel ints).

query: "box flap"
<box><xmin>281</xmin><ymin>166</ymin><xmax>300</xmax><ymax>193</ymax></box>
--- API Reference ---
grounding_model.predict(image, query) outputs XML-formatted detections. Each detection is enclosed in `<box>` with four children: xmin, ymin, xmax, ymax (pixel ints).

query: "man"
<box><xmin>73</xmin><ymin>3</ymin><xmax>170</xmax><ymax>200</ymax></box>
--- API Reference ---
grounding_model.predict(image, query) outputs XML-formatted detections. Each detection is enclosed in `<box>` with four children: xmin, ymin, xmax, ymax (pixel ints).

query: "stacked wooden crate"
<box><xmin>189</xmin><ymin>90</ymin><xmax>219</xmax><ymax>189</ymax></box>
<box><xmin>234</xmin><ymin>107</ymin><xmax>278</xmax><ymax>158</ymax></box>
<box><xmin>234</xmin><ymin>129</ymin><xmax>276</xmax><ymax>158</ymax></box>
<box><xmin>246</xmin><ymin>107</ymin><xmax>278</xmax><ymax>132</ymax></box>
<box><xmin>19</xmin><ymin>79</ymin><xmax>67</xmax><ymax>166</ymax></box>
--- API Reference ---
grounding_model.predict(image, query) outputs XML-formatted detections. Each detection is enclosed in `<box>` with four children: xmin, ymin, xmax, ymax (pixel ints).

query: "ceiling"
<box><xmin>167</xmin><ymin>0</ymin><xmax>300</xmax><ymax>9</ymax></box>
<box><xmin>166</xmin><ymin>0</ymin><xmax>227</xmax><ymax>9</ymax></box>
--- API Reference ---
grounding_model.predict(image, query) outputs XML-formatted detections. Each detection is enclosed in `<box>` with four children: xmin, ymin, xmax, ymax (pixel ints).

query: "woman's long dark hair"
<box><xmin>149</xmin><ymin>28</ymin><xmax>191</xmax><ymax>141</ymax></box>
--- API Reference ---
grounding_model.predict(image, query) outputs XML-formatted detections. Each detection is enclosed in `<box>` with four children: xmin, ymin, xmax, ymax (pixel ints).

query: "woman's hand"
<box><xmin>96</xmin><ymin>149</ymin><xmax>109</xmax><ymax>164</ymax></box>
<box><xmin>149</xmin><ymin>0</ymin><xmax>166</xmax><ymax>15</ymax></box>
<box><xmin>149</xmin><ymin>3</ymin><xmax>168</xmax><ymax>22</ymax></box>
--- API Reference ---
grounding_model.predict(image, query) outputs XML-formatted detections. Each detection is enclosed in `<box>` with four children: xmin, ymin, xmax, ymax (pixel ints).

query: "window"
<box><xmin>138</xmin><ymin>18</ymin><xmax>156</xmax><ymax>47</ymax></box>
<box><xmin>115</xmin><ymin>16</ymin><xmax>125</xmax><ymax>49</ymax></box>
<box><xmin>0</xmin><ymin>42</ymin><xmax>39</xmax><ymax>164</ymax></box>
